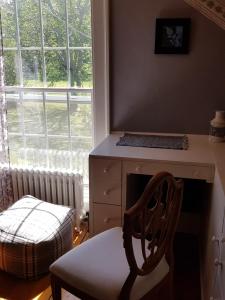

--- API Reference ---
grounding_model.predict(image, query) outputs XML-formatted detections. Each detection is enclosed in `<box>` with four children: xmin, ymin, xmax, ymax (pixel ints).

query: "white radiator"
<box><xmin>10</xmin><ymin>168</ymin><xmax>84</xmax><ymax>225</ymax></box>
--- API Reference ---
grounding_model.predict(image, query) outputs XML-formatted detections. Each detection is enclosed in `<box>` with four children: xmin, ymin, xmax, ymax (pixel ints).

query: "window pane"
<box><xmin>70</xmin><ymin>49</ymin><xmax>92</xmax><ymax>88</ymax></box>
<box><xmin>8</xmin><ymin>135</ymin><xmax>24</xmax><ymax>165</ymax></box>
<box><xmin>22</xmin><ymin>51</ymin><xmax>43</xmax><ymax>86</ymax></box>
<box><xmin>70</xmin><ymin>145</ymin><xmax>89</xmax><ymax>178</ymax></box>
<box><xmin>4</xmin><ymin>51</ymin><xmax>20</xmax><ymax>86</ymax></box>
<box><xmin>6</xmin><ymin>92</ymin><xmax>22</xmax><ymax>133</ymax></box>
<box><xmin>6</xmin><ymin>91</ymin><xmax>46</xmax><ymax>138</ymax></box>
<box><xmin>48</xmin><ymin>137</ymin><xmax>70</xmax><ymax>151</ymax></box>
<box><xmin>70</xmin><ymin>102</ymin><xmax>92</xmax><ymax>141</ymax></box>
<box><xmin>47</xmin><ymin>148</ymin><xmax>71</xmax><ymax>170</ymax></box>
<box><xmin>45</xmin><ymin>51</ymin><xmax>67</xmax><ymax>87</ymax></box>
<box><xmin>15</xmin><ymin>136</ymin><xmax>48</xmax><ymax>169</ymax></box>
<box><xmin>22</xmin><ymin>92</ymin><xmax>45</xmax><ymax>134</ymax></box>
<box><xmin>42</xmin><ymin>0</ymin><xmax>66</xmax><ymax>47</ymax></box>
<box><xmin>46</xmin><ymin>92</ymin><xmax>68</xmax><ymax>135</ymax></box>
<box><xmin>68</xmin><ymin>0</ymin><xmax>92</xmax><ymax>47</ymax></box>
<box><xmin>25</xmin><ymin>136</ymin><xmax>46</xmax><ymax>149</ymax></box>
<box><xmin>2</xmin><ymin>0</ymin><xmax>94</xmax><ymax>181</ymax></box>
<box><xmin>72</xmin><ymin>137</ymin><xmax>92</xmax><ymax>151</ymax></box>
<box><xmin>1</xmin><ymin>0</ymin><xmax>17</xmax><ymax>48</ymax></box>
<box><xmin>18</xmin><ymin>0</ymin><xmax>41</xmax><ymax>47</ymax></box>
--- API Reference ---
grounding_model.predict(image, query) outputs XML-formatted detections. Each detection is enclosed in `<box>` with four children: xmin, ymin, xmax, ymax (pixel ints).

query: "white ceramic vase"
<box><xmin>209</xmin><ymin>110</ymin><xmax>225</xmax><ymax>142</ymax></box>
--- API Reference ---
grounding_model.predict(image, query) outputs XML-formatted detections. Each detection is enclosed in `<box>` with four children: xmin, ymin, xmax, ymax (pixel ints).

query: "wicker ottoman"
<box><xmin>0</xmin><ymin>195</ymin><xmax>74</xmax><ymax>279</ymax></box>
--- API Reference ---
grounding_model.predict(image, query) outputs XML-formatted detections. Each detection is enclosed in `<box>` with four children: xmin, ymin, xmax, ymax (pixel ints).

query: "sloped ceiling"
<box><xmin>184</xmin><ymin>0</ymin><xmax>225</xmax><ymax>30</ymax></box>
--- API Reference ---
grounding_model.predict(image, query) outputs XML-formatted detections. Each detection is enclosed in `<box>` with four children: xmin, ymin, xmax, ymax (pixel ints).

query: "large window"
<box><xmin>1</xmin><ymin>0</ymin><xmax>94</xmax><ymax>186</ymax></box>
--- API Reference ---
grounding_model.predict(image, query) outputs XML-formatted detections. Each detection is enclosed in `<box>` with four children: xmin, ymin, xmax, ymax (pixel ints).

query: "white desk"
<box><xmin>89</xmin><ymin>133</ymin><xmax>225</xmax><ymax>300</ymax></box>
<box><xmin>89</xmin><ymin>133</ymin><xmax>215</xmax><ymax>232</ymax></box>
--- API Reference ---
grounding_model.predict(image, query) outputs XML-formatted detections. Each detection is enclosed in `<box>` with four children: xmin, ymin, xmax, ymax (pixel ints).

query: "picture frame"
<box><xmin>154</xmin><ymin>18</ymin><xmax>191</xmax><ymax>54</ymax></box>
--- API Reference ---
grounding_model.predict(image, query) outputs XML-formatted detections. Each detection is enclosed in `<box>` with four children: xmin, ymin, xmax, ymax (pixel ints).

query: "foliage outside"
<box><xmin>2</xmin><ymin>0</ymin><xmax>92</xmax><ymax>88</ymax></box>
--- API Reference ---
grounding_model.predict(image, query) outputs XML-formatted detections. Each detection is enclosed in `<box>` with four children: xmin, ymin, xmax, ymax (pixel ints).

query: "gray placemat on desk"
<box><xmin>116</xmin><ymin>133</ymin><xmax>188</xmax><ymax>150</ymax></box>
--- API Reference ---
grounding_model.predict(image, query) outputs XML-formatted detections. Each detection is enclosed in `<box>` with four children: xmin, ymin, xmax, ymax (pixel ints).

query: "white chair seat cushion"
<box><xmin>50</xmin><ymin>227</ymin><xmax>169</xmax><ymax>300</ymax></box>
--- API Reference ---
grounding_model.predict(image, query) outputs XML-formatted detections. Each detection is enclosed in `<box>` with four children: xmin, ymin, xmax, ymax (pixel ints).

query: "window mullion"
<box><xmin>66</xmin><ymin>91</ymin><xmax>72</xmax><ymax>169</ymax></box>
<box><xmin>38</xmin><ymin>0</ymin><xmax>49</xmax><ymax>168</ymax></box>
<box><xmin>18</xmin><ymin>90</ymin><xmax>26</xmax><ymax>161</ymax></box>
<box><xmin>38</xmin><ymin>0</ymin><xmax>47</xmax><ymax>85</ymax></box>
<box><xmin>14</xmin><ymin>0</ymin><xmax>27</xmax><ymax>159</ymax></box>
<box><xmin>65</xmin><ymin>0</ymin><xmax>71</xmax><ymax>87</ymax></box>
<box><xmin>65</xmin><ymin>0</ymin><xmax>72</xmax><ymax>169</ymax></box>
<box><xmin>14</xmin><ymin>0</ymin><xmax>23</xmax><ymax>86</ymax></box>
<box><xmin>42</xmin><ymin>91</ymin><xmax>49</xmax><ymax>168</ymax></box>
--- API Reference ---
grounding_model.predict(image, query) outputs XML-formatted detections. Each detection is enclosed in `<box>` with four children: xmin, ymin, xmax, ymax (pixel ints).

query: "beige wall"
<box><xmin>110</xmin><ymin>0</ymin><xmax>225</xmax><ymax>134</ymax></box>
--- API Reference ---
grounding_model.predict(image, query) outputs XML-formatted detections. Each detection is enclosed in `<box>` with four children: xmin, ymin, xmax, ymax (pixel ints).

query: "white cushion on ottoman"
<box><xmin>0</xmin><ymin>195</ymin><xmax>74</xmax><ymax>279</ymax></box>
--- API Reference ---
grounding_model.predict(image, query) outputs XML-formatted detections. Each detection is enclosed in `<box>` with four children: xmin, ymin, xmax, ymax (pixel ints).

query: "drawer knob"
<box><xmin>193</xmin><ymin>170</ymin><xmax>199</xmax><ymax>177</ymax></box>
<box><xmin>135</xmin><ymin>166</ymin><xmax>141</xmax><ymax>172</ymax></box>
<box><xmin>211</xmin><ymin>235</ymin><xmax>225</xmax><ymax>243</ymax></box>
<box><xmin>104</xmin><ymin>217</ymin><xmax>110</xmax><ymax>223</ymax></box>
<box><xmin>212</xmin><ymin>235</ymin><xmax>220</xmax><ymax>244</ymax></box>
<box><xmin>214</xmin><ymin>258</ymin><xmax>223</xmax><ymax>267</ymax></box>
<box><xmin>103</xmin><ymin>190</ymin><xmax>110</xmax><ymax>196</ymax></box>
<box><xmin>103</xmin><ymin>168</ymin><xmax>109</xmax><ymax>173</ymax></box>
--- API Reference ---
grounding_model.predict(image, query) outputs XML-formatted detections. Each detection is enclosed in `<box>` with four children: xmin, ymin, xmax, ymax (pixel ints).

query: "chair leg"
<box><xmin>51</xmin><ymin>276</ymin><xmax>62</xmax><ymax>300</ymax></box>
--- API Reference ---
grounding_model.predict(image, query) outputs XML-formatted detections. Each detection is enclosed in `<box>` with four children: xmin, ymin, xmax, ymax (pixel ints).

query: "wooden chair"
<box><xmin>50</xmin><ymin>171</ymin><xmax>183</xmax><ymax>300</ymax></box>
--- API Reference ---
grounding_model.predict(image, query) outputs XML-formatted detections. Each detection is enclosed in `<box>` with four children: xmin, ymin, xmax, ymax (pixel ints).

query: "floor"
<box><xmin>0</xmin><ymin>223</ymin><xmax>88</xmax><ymax>300</ymax></box>
<box><xmin>0</xmin><ymin>227</ymin><xmax>201</xmax><ymax>300</ymax></box>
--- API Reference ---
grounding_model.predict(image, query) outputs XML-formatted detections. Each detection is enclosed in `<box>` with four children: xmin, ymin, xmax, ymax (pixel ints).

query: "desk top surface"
<box><xmin>90</xmin><ymin>133</ymin><xmax>215</xmax><ymax>167</ymax></box>
<box><xmin>90</xmin><ymin>132</ymin><xmax>225</xmax><ymax>206</ymax></box>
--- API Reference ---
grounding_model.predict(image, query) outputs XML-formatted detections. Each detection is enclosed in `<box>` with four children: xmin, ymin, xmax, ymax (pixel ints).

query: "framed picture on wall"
<box><xmin>154</xmin><ymin>18</ymin><xmax>191</xmax><ymax>54</ymax></box>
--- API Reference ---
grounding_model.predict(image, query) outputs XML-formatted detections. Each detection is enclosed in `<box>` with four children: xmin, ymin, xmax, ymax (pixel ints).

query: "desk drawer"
<box><xmin>93</xmin><ymin>203</ymin><xmax>121</xmax><ymax>234</ymax></box>
<box><xmin>123</xmin><ymin>160</ymin><xmax>214</xmax><ymax>182</ymax></box>
<box><xmin>90</xmin><ymin>158</ymin><xmax>122</xmax><ymax>205</ymax></box>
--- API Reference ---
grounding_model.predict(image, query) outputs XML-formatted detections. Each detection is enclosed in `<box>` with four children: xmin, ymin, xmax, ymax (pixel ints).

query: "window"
<box><xmin>1</xmin><ymin>0</ymin><xmax>109</xmax><ymax>203</ymax></box>
<box><xmin>1</xmin><ymin>0</ymin><xmax>109</xmax><ymax>206</ymax></box>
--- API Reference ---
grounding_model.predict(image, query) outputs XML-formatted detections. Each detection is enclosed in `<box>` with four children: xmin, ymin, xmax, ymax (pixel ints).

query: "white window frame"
<box><xmin>3</xmin><ymin>0</ymin><xmax>95</xmax><ymax>159</ymax></box>
<box><xmin>2</xmin><ymin>0</ymin><xmax>109</xmax><ymax>151</ymax></box>
<box><xmin>91</xmin><ymin>0</ymin><xmax>110</xmax><ymax>146</ymax></box>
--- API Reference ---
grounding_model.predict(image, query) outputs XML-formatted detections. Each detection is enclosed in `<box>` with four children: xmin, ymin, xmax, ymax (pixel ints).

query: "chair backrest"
<box><xmin>120</xmin><ymin>172</ymin><xmax>183</xmax><ymax>298</ymax></box>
